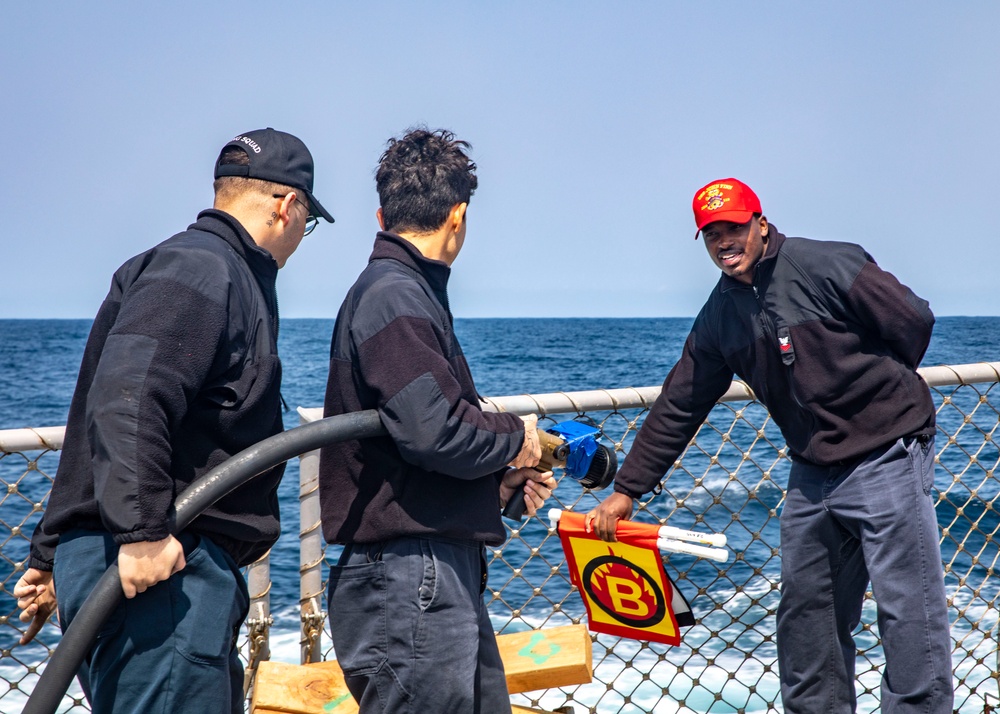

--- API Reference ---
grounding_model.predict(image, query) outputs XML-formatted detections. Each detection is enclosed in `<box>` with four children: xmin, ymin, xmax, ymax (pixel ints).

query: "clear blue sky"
<box><xmin>2</xmin><ymin>2</ymin><xmax>996</xmax><ymax>318</ymax></box>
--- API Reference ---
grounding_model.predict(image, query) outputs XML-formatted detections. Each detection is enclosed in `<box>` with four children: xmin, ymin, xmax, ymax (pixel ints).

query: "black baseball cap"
<box><xmin>215</xmin><ymin>128</ymin><xmax>334</xmax><ymax>223</ymax></box>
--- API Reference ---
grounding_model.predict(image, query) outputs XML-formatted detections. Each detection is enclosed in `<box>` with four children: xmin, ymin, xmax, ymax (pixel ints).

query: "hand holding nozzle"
<box><xmin>509</xmin><ymin>414</ymin><xmax>542</xmax><ymax>469</ymax></box>
<box><xmin>500</xmin><ymin>467</ymin><xmax>555</xmax><ymax>519</ymax></box>
<box><xmin>503</xmin><ymin>422</ymin><xmax>618</xmax><ymax>521</ymax></box>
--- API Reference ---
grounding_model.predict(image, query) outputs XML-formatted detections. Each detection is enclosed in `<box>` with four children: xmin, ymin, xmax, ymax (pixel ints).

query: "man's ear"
<box><xmin>450</xmin><ymin>202</ymin><xmax>468</xmax><ymax>232</ymax></box>
<box><xmin>270</xmin><ymin>192</ymin><xmax>295</xmax><ymax>230</ymax></box>
<box><xmin>759</xmin><ymin>216</ymin><xmax>769</xmax><ymax>239</ymax></box>
<box><xmin>376</xmin><ymin>207</ymin><xmax>386</xmax><ymax>231</ymax></box>
<box><xmin>278</xmin><ymin>192</ymin><xmax>296</xmax><ymax>220</ymax></box>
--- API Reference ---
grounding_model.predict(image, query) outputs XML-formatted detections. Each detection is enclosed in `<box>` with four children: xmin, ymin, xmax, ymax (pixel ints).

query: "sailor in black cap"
<box><xmin>16</xmin><ymin>128</ymin><xmax>333</xmax><ymax>713</ymax></box>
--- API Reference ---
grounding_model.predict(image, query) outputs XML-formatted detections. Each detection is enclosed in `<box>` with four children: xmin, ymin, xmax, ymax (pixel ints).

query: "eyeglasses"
<box><xmin>274</xmin><ymin>193</ymin><xmax>319</xmax><ymax>236</ymax></box>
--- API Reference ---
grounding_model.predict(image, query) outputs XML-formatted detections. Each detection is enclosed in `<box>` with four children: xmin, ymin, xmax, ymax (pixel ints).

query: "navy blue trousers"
<box><xmin>327</xmin><ymin>536</ymin><xmax>511</xmax><ymax>714</ymax></box>
<box><xmin>54</xmin><ymin>530</ymin><xmax>249</xmax><ymax>714</ymax></box>
<box><xmin>776</xmin><ymin>436</ymin><xmax>953</xmax><ymax>713</ymax></box>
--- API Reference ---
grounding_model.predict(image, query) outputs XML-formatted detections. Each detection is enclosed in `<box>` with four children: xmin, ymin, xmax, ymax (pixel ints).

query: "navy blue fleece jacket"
<box><xmin>615</xmin><ymin>228</ymin><xmax>936</xmax><ymax>499</ymax></box>
<box><xmin>319</xmin><ymin>232</ymin><xmax>524</xmax><ymax>547</ymax></box>
<box><xmin>31</xmin><ymin>210</ymin><xmax>285</xmax><ymax>568</ymax></box>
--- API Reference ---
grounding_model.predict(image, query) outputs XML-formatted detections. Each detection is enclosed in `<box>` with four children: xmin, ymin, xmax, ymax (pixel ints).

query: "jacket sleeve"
<box><xmin>28</xmin><ymin>514</ymin><xmax>57</xmax><ymax>571</ymax></box>
<box><xmin>354</xmin><ymin>292</ymin><xmax>523</xmax><ymax>479</ymax></box>
<box><xmin>842</xmin><ymin>256</ymin><xmax>934</xmax><ymax>370</ymax></box>
<box><xmin>614</xmin><ymin>318</ymin><xmax>734</xmax><ymax>499</ymax></box>
<box><xmin>88</xmin><ymin>254</ymin><xmax>228</xmax><ymax>544</ymax></box>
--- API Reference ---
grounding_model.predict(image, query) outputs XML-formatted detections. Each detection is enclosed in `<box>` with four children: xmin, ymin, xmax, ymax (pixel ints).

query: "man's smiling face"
<box><xmin>701</xmin><ymin>216</ymin><xmax>769</xmax><ymax>284</ymax></box>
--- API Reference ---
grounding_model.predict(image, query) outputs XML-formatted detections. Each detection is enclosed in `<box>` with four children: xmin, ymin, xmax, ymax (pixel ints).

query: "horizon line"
<box><xmin>1</xmin><ymin>315</ymin><xmax>997</xmax><ymax>321</ymax></box>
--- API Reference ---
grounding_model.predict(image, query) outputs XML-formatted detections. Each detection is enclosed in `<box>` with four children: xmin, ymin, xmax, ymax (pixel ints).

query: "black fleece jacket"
<box><xmin>615</xmin><ymin>227</ymin><xmax>935</xmax><ymax>499</ymax></box>
<box><xmin>319</xmin><ymin>232</ymin><xmax>525</xmax><ymax>547</ymax></box>
<box><xmin>31</xmin><ymin>210</ymin><xmax>285</xmax><ymax>568</ymax></box>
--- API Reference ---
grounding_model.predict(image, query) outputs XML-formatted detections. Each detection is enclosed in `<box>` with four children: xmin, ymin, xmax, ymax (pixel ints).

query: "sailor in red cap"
<box><xmin>590</xmin><ymin>178</ymin><xmax>953</xmax><ymax>713</ymax></box>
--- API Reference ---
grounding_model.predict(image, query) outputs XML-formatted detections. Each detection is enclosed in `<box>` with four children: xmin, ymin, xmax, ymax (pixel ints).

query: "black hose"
<box><xmin>23</xmin><ymin>409</ymin><xmax>385</xmax><ymax>714</ymax></box>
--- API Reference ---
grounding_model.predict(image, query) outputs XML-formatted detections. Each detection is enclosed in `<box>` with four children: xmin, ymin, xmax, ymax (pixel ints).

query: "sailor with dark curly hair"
<box><xmin>319</xmin><ymin>128</ymin><xmax>556</xmax><ymax>713</ymax></box>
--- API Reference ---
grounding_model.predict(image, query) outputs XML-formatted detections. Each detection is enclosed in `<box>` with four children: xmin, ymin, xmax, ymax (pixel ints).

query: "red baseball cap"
<box><xmin>692</xmin><ymin>178</ymin><xmax>761</xmax><ymax>239</ymax></box>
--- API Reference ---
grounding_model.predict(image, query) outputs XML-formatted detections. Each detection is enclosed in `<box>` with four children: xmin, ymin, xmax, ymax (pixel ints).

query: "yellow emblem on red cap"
<box><xmin>698</xmin><ymin>183</ymin><xmax>734</xmax><ymax>212</ymax></box>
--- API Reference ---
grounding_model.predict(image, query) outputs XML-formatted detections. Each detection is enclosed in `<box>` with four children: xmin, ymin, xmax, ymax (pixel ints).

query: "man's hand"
<box><xmin>509</xmin><ymin>414</ymin><xmax>542</xmax><ymax>469</ymax></box>
<box><xmin>14</xmin><ymin>568</ymin><xmax>57</xmax><ymax>645</ymax></box>
<box><xmin>118</xmin><ymin>536</ymin><xmax>186</xmax><ymax>599</ymax></box>
<box><xmin>500</xmin><ymin>467</ymin><xmax>557</xmax><ymax>517</ymax></box>
<box><xmin>585</xmin><ymin>492</ymin><xmax>635</xmax><ymax>542</ymax></box>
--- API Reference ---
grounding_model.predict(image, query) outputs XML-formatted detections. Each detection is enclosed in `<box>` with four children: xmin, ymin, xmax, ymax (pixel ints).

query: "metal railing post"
<box><xmin>298</xmin><ymin>411</ymin><xmax>325</xmax><ymax>664</ymax></box>
<box><xmin>243</xmin><ymin>552</ymin><xmax>272</xmax><ymax>697</ymax></box>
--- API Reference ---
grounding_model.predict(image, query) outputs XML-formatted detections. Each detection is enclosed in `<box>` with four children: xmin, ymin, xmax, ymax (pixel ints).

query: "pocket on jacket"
<box><xmin>201</xmin><ymin>363</ymin><xmax>259</xmax><ymax>409</ymax></box>
<box><xmin>327</xmin><ymin>560</ymin><xmax>388</xmax><ymax>675</ymax></box>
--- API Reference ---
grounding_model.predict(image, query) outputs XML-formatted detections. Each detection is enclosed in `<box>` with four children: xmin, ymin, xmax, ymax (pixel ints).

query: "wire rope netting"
<box><xmin>2</xmin><ymin>368</ymin><xmax>999</xmax><ymax>713</ymax></box>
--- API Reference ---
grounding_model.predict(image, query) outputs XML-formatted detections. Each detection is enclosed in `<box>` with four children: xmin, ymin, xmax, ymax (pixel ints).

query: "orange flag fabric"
<box><xmin>556</xmin><ymin>511</ymin><xmax>694</xmax><ymax>646</ymax></box>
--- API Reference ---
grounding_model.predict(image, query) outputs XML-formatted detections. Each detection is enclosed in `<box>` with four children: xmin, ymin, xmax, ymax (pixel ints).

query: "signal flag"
<box><xmin>555</xmin><ymin>511</ymin><xmax>694</xmax><ymax>646</ymax></box>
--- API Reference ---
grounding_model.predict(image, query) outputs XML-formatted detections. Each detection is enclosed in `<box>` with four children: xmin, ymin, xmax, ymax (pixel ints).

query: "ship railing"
<box><xmin>2</xmin><ymin>361</ymin><xmax>999</xmax><ymax>713</ymax></box>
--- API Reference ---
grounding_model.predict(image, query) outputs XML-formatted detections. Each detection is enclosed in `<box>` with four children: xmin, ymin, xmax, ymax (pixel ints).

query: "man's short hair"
<box><xmin>213</xmin><ymin>146</ymin><xmax>293</xmax><ymax>203</ymax></box>
<box><xmin>376</xmin><ymin>128</ymin><xmax>478</xmax><ymax>234</ymax></box>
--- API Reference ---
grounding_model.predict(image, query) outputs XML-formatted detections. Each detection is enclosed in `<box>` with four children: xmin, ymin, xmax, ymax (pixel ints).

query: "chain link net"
<box><xmin>2</xmin><ymin>373</ymin><xmax>999</xmax><ymax>713</ymax></box>
<box><xmin>0</xmin><ymin>446</ymin><xmax>263</xmax><ymax>713</ymax></box>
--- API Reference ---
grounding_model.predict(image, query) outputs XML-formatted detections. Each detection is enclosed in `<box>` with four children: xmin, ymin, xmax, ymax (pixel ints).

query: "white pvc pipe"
<box><xmin>548</xmin><ymin>509</ymin><xmax>730</xmax><ymax>562</ymax></box>
<box><xmin>656</xmin><ymin>538</ymin><xmax>729</xmax><ymax>563</ymax></box>
<box><xmin>658</xmin><ymin>526</ymin><xmax>727</xmax><ymax>548</ymax></box>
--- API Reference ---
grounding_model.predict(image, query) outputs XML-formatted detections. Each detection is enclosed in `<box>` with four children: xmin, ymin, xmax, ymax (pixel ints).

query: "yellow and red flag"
<box><xmin>556</xmin><ymin>511</ymin><xmax>694</xmax><ymax>646</ymax></box>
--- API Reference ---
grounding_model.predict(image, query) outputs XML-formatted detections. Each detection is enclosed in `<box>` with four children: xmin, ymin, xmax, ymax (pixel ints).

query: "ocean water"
<box><xmin>3</xmin><ymin>315</ymin><xmax>997</xmax><ymax>430</ymax></box>
<box><xmin>1</xmin><ymin>317</ymin><xmax>999</xmax><ymax>712</ymax></box>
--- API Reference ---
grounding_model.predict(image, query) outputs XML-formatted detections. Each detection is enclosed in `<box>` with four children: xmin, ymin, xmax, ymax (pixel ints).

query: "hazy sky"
<box><xmin>2</xmin><ymin>2</ymin><xmax>996</xmax><ymax>319</ymax></box>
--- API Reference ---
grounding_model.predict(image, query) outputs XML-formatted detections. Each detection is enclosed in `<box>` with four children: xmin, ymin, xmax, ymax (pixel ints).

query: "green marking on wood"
<box><xmin>518</xmin><ymin>631</ymin><xmax>562</xmax><ymax>665</ymax></box>
<box><xmin>323</xmin><ymin>693</ymin><xmax>352</xmax><ymax>710</ymax></box>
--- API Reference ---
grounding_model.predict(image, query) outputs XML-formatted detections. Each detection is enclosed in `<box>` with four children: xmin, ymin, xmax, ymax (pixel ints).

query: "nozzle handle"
<box><xmin>502</xmin><ymin>490</ymin><xmax>528</xmax><ymax>521</ymax></box>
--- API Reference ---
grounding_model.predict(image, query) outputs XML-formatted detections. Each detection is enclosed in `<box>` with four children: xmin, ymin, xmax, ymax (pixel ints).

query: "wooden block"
<box><xmin>251</xmin><ymin>660</ymin><xmax>358</xmax><ymax>713</ymax></box>
<box><xmin>254</xmin><ymin>699</ymin><xmax>562</xmax><ymax>714</ymax></box>
<box><xmin>251</xmin><ymin>624</ymin><xmax>592</xmax><ymax>713</ymax></box>
<box><xmin>496</xmin><ymin>624</ymin><xmax>593</xmax><ymax>695</ymax></box>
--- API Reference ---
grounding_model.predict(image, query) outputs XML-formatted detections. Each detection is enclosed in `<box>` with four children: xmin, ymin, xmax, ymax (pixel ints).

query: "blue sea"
<box><xmin>4</xmin><ymin>317</ymin><xmax>997</xmax><ymax>431</ymax></box>
<box><xmin>1</xmin><ymin>317</ymin><xmax>999</xmax><ymax>712</ymax></box>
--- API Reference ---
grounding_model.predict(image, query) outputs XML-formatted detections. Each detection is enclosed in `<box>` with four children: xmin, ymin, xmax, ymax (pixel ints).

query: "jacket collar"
<box><xmin>369</xmin><ymin>231</ymin><xmax>451</xmax><ymax>294</ymax></box>
<box><xmin>189</xmin><ymin>209</ymin><xmax>280</xmax><ymax>286</ymax></box>
<box><xmin>719</xmin><ymin>225</ymin><xmax>785</xmax><ymax>292</ymax></box>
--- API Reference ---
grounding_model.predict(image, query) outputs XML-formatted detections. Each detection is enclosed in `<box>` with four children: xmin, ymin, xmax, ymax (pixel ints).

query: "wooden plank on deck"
<box><xmin>495</xmin><ymin>624</ymin><xmax>593</xmax><ymax>694</ymax></box>
<box><xmin>250</xmin><ymin>624</ymin><xmax>591</xmax><ymax>714</ymax></box>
